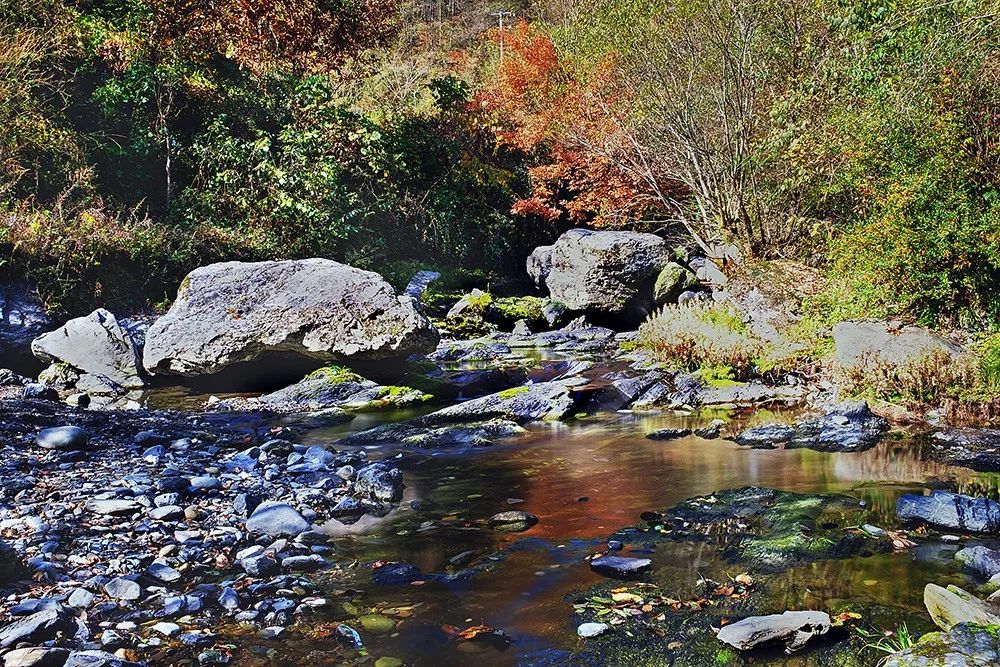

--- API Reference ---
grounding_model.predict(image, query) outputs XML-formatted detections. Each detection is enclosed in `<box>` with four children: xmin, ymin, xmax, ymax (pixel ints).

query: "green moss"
<box><xmin>493</xmin><ymin>295</ymin><xmax>546</xmax><ymax>322</ymax></box>
<box><xmin>307</xmin><ymin>365</ymin><xmax>364</xmax><ymax>385</ymax></box>
<box><xmin>498</xmin><ymin>386</ymin><xmax>530</xmax><ymax>400</ymax></box>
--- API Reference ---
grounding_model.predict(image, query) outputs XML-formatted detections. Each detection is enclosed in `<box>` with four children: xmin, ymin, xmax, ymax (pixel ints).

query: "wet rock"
<box><xmin>589</xmin><ymin>555</ymin><xmax>652</xmax><ymax>579</ymax></box>
<box><xmin>357</xmin><ymin>614</ymin><xmax>396</xmax><ymax>634</ymax></box>
<box><xmin>36</xmin><ymin>426</ymin><xmax>88</xmax><ymax>451</ymax></box>
<box><xmin>63</xmin><ymin>651</ymin><xmax>142</xmax><ymax>667</ymax></box>
<box><xmin>337</xmin><ymin>419</ymin><xmax>527</xmax><ymax>450</ymax></box>
<box><xmin>924</xmin><ymin>583</ymin><xmax>1000</xmax><ymax>630</ymax></box>
<box><xmin>0</xmin><ymin>609</ymin><xmax>76</xmax><ymax>648</ymax></box>
<box><xmin>927</xmin><ymin>428</ymin><xmax>1000</xmax><ymax>472</ymax></box>
<box><xmin>734</xmin><ymin>401</ymin><xmax>887</xmax><ymax>452</ymax></box>
<box><xmin>956</xmin><ymin>546</ymin><xmax>1000</xmax><ymax>580</ymax></box>
<box><xmin>614</xmin><ymin>486</ymin><xmax>888</xmax><ymax>572</ymax></box>
<box><xmin>354</xmin><ymin>464</ymin><xmax>403</xmax><ymax>503</ymax></box>
<box><xmin>645</xmin><ymin>428</ymin><xmax>690</xmax><ymax>441</ymax></box>
<box><xmin>143</xmin><ymin>258</ymin><xmax>439</xmax><ymax>378</ymax></box>
<box><xmin>488</xmin><ymin>511</ymin><xmax>538</xmax><ymax>532</ymax></box>
<box><xmin>715</xmin><ymin>610</ymin><xmax>831</xmax><ymax>653</ymax></box>
<box><xmin>22</xmin><ymin>384</ymin><xmax>57</xmax><ymax>401</ymax></box>
<box><xmin>694</xmin><ymin>419</ymin><xmax>725</xmax><ymax>439</ymax></box>
<box><xmin>371</xmin><ymin>562</ymin><xmax>423</xmax><ymax>586</ymax></box>
<box><xmin>240</xmin><ymin>553</ymin><xmax>279</xmax><ymax>577</ymax></box>
<box><xmin>544</xmin><ymin>229</ymin><xmax>671</xmax><ymax>322</ymax></box>
<box><xmin>245</xmin><ymin>502</ymin><xmax>310</xmax><ymax>537</ymax></box>
<box><xmin>2</xmin><ymin>647</ymin><xmax>70</xmax><ymax>667</ymax></box>
<box><xmin>883</xmin><ymin>622</ymin><xmax>1000</xmax><ymax>666</ymax></box>
<box><xmin>421</xmin><ymin>379</ymin><xmax>587</xmax><ymax>425</ymax></box>
<box><xmin>31</xmin><ymin>309</ymin><xmax>145</xmax><ymax>389</ymax></box>
<box><xmin>897</xmin><ymin>491</ymin><xmax>1000</xmax><ymax>533</ymax></box>
<box><xmin>403</xmin><ymin>270</ymin><xmax>440</xmax><ymax>300</ymax></box>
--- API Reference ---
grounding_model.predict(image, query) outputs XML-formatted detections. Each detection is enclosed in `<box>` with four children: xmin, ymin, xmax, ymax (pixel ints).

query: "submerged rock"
<box><xmin>612</xmin><ymin>486</ymin><xmax>888</xmax><ymax>572</ymax></box>
<box><xmin>143</xmin><ymin>259</ymin><xmax>438</xmax><ymax>378</ymax></box>
<box><xmin>897</xmin><ymin>491</ymin><xmax>1000</xmax><ymax>533</ymax></box>
<box><xmin>734</xmin><ymin>401</ymin><xmax>888</xmax><ymax>452</ymax></box>
<box><xmin>927</xmin><ymin>428</ymin><xmax>1000</xmax><ymax>472</ymax></box>
<box><xmin>488</xmin><ymin>511</ymin><xmax>538</xmax><ymax>532</ymax></box>
<box><xmin>716</xmin><ymin>610</ymin><xmax>831</xmax><ymax>653</ymax></box>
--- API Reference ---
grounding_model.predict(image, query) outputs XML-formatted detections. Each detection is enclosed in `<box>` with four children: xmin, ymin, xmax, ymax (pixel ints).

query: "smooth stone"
<box><xmin>246</xmin><ymin>502</ymin><xmax>310</xmax><ymax>537</ymax></box>
<box><xmin>2</xmin><ymin>647</ymin><xmax>71</xmax><ymax>667</ymax></box>
<box><xmin>577</xmin><ymin>622</ymin><xmax>610</xmax><ymax>638</ymax></box>
<box><xmin>589</xmin><ymin>555</ymin><xmax>652</xmax><ymax>579</ymax></box>
<box><xmin>86</xmin><ymin>499</ymin><xmax>142</xmax><ymax>516</ymax></box>
<box><xmin>148</xmin><ymin>505</ymin><xmax>184</xmax><ymax>521</ymax></box>
<box><xmin>103</xmin><ymin>577</ymin><xmax>142</xmax><ymax>601</ymax></box>
<box><xmin>357</xmin><ymin>614</ymin><xmax>396</xmax><ymax>634</ymax></box>
<box><xmin>152</xmin><ymin>621</ymin><xmax>181</xmax><ymax>637</ymax></box>
<box><xmin>67</xmin><ymin>588</ymin><xmax>95</xmax><ymax>609</ymax></box>
<box><xmin>488</xmin><ymin>511</ymin><xmax>538</xmax><ymax>532</ymax></box>
<box><xmin>897</xmin><ymin>491</ymin><xmax>1000</xmax><ymax>533</ymax></box>
<box><xmin>956</xmin><ymin>545</ymin><xmax>1000</xmax><ymax>580</ymax></box>
<box><xmin>924</xmin><ymin>583</ymin><xmax>1000</xmax><ymax>630</ymax></box>
<box><xmin>36</xmin><ymin>426</ymin><xmax>88</xmax><ymax>451</ymax></box>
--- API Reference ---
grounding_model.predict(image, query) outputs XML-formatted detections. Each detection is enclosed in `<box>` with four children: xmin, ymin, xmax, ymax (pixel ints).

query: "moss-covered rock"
<box><xmin>610</xmin><ymin>487</ymin><xmax>891</xmax><ymax>573</ymax></box>
<box><xmin>884</xmin><ymin>623</ymin><xmax>1000</xmax><ymax>666</ymax></box>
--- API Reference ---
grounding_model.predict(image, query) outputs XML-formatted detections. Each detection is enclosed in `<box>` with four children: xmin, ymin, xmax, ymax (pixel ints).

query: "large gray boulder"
<box><xmin>833</xmin><ymin>320</ymin><xmax>967</xmax><ymax>377</ymax></box>
<box><xmin>420</xmin><ymin>379</ymin><xmax>587</xmax><ymax>425</ymax></box>
<box><xmin>543</xmin><ymin>229</ymin><xmax>670</xmax><ymax>321</ymax></box>
<box><xmin>143</xmin><ymin>259</ymin><xmax>439</xmax><ymax>377</ymax></box>
<box><xmin>31</xmin><ymin>309</ymin><xmax>144</xmax><ymax>388</ymax></box>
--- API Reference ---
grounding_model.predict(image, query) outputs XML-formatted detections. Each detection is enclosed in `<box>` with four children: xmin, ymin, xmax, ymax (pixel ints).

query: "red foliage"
<box><xmin>475</xmin><ymin>21</ymin><xmax>657</xmax><ymax>228</ymax></box>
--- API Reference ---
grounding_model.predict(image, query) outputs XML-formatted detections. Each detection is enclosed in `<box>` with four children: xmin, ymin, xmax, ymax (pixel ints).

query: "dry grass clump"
<box><xmin>638</xmin><ymin>301</ymin><xmax>764</xmax><ymax>376</ymax></box>
<box><xmin>838</xmin><ymin>348</ymin><xmax>979</xmax><ymax>405</ymax></box>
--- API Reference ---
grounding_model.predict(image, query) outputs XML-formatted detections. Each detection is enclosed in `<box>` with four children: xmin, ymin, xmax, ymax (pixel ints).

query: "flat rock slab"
<box><xmin>928</xmin><ymin>428</ymin><xmax>1000</xmax><ymax>472</ymax></box>
<box><xmin>897</xmin><ymin>491</ymin><xmax>1000</xmax><ymax>533</ymax></box>
<box><xmin>420</xmin><ymin>380</ymin><xmax>588</xmax><ymax>425</ymax></box>
<box><xmin>924</xmin><ymin>584</ymin><xmax>1000</xmax><ymax>631</ymax></box>
<box><xmin>716</xmin><ymin>610</ymin><xmax>831</xmax><ymax>652</ymax></box>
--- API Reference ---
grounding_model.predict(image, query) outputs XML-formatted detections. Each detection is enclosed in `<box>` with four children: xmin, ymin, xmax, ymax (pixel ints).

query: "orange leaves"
<box><xmin>473</xmin><ymin>20</ymin><xmax>655</xmax><ymax>228</ymax></box>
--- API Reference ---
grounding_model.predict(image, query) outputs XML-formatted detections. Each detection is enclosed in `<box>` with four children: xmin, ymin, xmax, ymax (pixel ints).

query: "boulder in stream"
<box><xmin>883</xmin><ymin>622</ymin><xmax>1000</xmax><ymax>667</ymax></box>
<box><xmin>143</xmin><ymin>259</ymin><xmax>438</xmax><ymax>378</ymax></box>
<box><xmin>896</xmin><ymin>491</ymin><xmax>1000</xmax><ymax>533</ymax></box>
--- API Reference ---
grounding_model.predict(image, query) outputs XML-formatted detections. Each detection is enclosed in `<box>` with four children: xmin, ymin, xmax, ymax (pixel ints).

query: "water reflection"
<box><xmin>289</xmin><ymin>411</ymin><xmax>997</xmax><ymax>665</ymax></box>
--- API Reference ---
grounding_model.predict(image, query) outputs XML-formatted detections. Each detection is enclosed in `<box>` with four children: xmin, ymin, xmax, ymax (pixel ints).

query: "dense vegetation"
<box><xmin>3</xmin><ymin>0</ymin><xmax>1000</xmax><ymax>327</ymax></box>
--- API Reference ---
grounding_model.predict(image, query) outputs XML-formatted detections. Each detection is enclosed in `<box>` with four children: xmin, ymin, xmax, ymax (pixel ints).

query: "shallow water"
<box><xmin>217</xmin><ymin>407</ymin><xmax>1000</xmax><ymax>666</ymax></box>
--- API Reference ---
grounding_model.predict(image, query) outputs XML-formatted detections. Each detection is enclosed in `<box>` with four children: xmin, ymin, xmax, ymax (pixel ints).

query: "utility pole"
<box><xmin>491</xmin><ymin>9</ymin><xmax>514</xmax><ymax>65</ymax></box>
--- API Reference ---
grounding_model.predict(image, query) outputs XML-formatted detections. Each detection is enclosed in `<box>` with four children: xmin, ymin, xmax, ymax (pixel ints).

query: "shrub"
<box><xmin>638</xmin><ymin>302</ymin><xmax>763</xmax><ymax>376</ymax></box>
<box><xmin>838</xmin><ymin>348</ymin><xmax>979</xmax><ymax>405</ymax></box>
